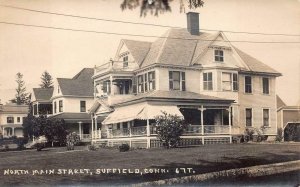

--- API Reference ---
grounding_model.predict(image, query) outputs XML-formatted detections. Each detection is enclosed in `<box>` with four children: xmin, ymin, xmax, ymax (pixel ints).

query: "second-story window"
<box><xmin>102</xmin><ymin>81</ymin><xmax>111</xmax><ymax>95</ymax></box>
<box><xmin>169</xmin><ymin>71</ymin><xmax>185</xmax><ymax>91</ymax></box>
<box><xmin>17</xmin><ymin>117</ymin><xmax>20</xmax><ymax>123</ymax></box>
<box><xmin>215</xmin><ymin>50</ymin><xmax>224</xmax><ymax>62</ymax></box>
<box><xmin>222</xmin><ymin>73</ymin><xmax>238</xmax><ymax>91</ymax></box>
<box><xmin>245</xmin><ymin>76</ymin><xmax>252</xmax><ymax>93</ymax></box>
<box><xmin>203</xmin><ymin>72</ymin><xmax>213</xmax><ymax>90</ymax></box>
<box><xmin>7</xmin><ymin>117</ymin><xmax>14</xmax><ymax>123</ymax></box>
<box><xmin>138</xmin><ymin>75</ymin><xmax>144</xmax><ymax>93</ymax></box>
<box><xmin>148</xmin><ymin>71</ymin><xmax>155</xmax><ymax>90</ymax></box>
<box><xmin>123</xmin><ymin>56</ymin><xmax>128</xmax><ymax>68</ymax></box>
<box><xmin>80</xmin><ymin>101</ymin><xmax>86</xmax><ymax>112</ymax></box>
<box><xmin>262</xmin><ymin>77</ymin><xmax>269</xmax><ymax>94</ymax></box>
<box><xmin>59</xmin><ymin>100</ymin><xmax>63</xmax><ymax>112</ymax></box>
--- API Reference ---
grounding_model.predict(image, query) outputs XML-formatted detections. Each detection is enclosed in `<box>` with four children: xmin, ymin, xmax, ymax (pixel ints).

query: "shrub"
<box><xmin>284</xmin><ymin>123</ymin><xmax>300</xmax><ymax>142</ymax></box>
<box><xmin>66</xmin><ymin>132</ymin><xmax>80</xmax><ymax>151</ymax></box>
<box><xmin>155</xmin><ymin>112</ymin><xmax>187</xmax><ymax>148</ymax></box>
<box><xmin>275</xmin><ymin>128</ymin><xmax>283</xmax><ymax>142</ymax></box>
<box><xmin>88</xmin><ymin>144</ymin><xmax>97</xmax><ymax>151</ymax></box>
<box><xmin>244</xmin><ymin>128</ymin><xmax>255</xmax><ymax>142</ymax></box>
<box><xmin>119</xmin><ymin>144</ymin><xmax>130</xmax><ymax>152</ymax></box>
<box><xmin>35</xmin><ymin>143</ymin><xmax>45</xmax><ymax>151</ymax></box>
<box><xmin>4</xmin><ymin>145</ymin><xmax>9</xmax><ymax>151</ymax></box>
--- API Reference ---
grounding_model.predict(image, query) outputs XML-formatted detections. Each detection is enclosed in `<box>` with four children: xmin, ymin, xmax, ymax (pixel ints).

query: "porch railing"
<box><xmin>81</xmin><ymin>134</ymin><xmax>92</xmax><ymax>140</ymax></box>
<box><xmin>184</xmin><ymin>125</ymin><xmax>232</xmax><ymax>135</ymax></box>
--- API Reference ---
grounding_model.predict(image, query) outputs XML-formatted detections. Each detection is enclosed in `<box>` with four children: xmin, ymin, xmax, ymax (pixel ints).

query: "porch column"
<box><xmin>110</xmin><ymin>75</ymin><xmax>114</xmax><ymax>95</ymax></box>
<box><xmin>95</xmin><ymin>116</ymin><xmax>98</xmax><ymax>130</ymax></box>
<box><xmin>36</xmin><ymin>102</ymin><xmax>39</xmax><ymax>115</ymax></box>
<box><xmin>78</xmin><ymin>122</ymin><xmax>82</xmax><ymax>140</ymax></box>
<box><xmin>91</xmin><ymin>116</ymin><xmax>94</xmax><ymax>140</ymax></box>
<box><xmin>199</xmin><ymin>106</ymin><xmax>206</xmax><ymax>145</ymax></box>
<box><xmin>199</xmin><ymin>106</ymin><xmax>205</xmax><ymax>135</ymax></box>
<box><xmin>227</xmin><ymin>108</ymin><xmax>232</xmax><ymax>143</ymax></box>
<box><xmin>12</xmin><ymin>127</ymin><xmax>15</xmax><ymax>136</ymax></box>
<box><xmin>146</xmin><ymin>119</ymin><xmax>150</xmax><ymax>137</ymax></box>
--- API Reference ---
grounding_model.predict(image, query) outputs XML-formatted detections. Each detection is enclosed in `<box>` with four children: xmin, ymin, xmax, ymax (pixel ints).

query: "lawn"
<box><xmin>0</xmin><ymin>143</ymin><xmax>299</xmax><ymax>186</ymax></box>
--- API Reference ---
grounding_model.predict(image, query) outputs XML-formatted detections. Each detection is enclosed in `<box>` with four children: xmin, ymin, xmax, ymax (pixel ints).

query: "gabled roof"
<box><xmin>122</xmin><ymin>39</ymin><xmax>151</xmax><ymax>66</ymax></box>
<box><xmin>57</xmin><ymin>68</ymin><xmax>94</xmax><ymax>97</ymax></box>
<box><xmin>277</xmin><ymin>95</ymin><xmax>287</xmax><ymax>109</ymax></box>
<box><xmin>123</xmin><ymin>28</ymin><xmax>280</xmax><ymax>75</ymax></box>
<box><xmin>32</xmin><ymin>88</ymin><xmax>54</xmax><ymax>101</ymax></box>
<box><xmin>234</xmin><ymin>47</ymin><xmax>281</xmax><ymax>75</ymax></box>
<box><xmin>141</xmin><ymin>29</ymin><xmax>212</xmax><ymax>67</ymax></box>
<box><xmin>72</xmin><ymin>68</ymin><xmax>94</xmax><ymax>80</ymax></box>
<box><xmin>0</xmin><ymin>103</ymin><xmax>29</xmax><ymax>113</ymax></box>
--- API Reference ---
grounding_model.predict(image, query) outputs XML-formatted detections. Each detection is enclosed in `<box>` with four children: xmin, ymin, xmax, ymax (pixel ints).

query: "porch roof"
<box><xmin>49</xmin><ymin>113</ymin><xmax>93</xmax><ymax>123</ymax></box>
<box><xmin>113</xmin><ymin>90</ymin><xmax>234</xmax><ymax>106</ymax></box>
<box><xmin>102</xmin><ymin>104</ymin><xmax>183</xmax><ymax>125</ymax></box>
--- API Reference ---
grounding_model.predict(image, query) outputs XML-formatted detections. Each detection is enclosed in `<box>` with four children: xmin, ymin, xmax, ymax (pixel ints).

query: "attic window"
<box><xmin>215</xmin><ymin>50</ymin><xmax>224</xmax><ymax>62</ymax></box>
<box><xmin>123</xmin><ymin>56</ymin><xmax>128</xmax><ymax>68</ymax></box>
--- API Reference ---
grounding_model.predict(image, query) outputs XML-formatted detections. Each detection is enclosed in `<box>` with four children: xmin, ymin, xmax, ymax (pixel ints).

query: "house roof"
<box><xmin>32</xmin><ymin>88</ymin><xmax>54</xmax><ymax>101</ymax></box>
<box><xmin>277</xmin><ymin>95</ymin><xmax>287</xmax><ymax>109</ymax></box>
<box><xmin>118</xmin><ymin>28</ymin><xmax>280</xmax><ymax>75</ymax></box>
<box><xmin>122</xmin><ymin>39</ymin><xmax>151</xmax><ymax>66</ymax></box>
<box><xmin>57</xmin><ymin>68</ymin><xmax>94</xmax><ymax>97</ymax></box>
<box><xmin>113</xmin><ymin>90</ymin><xmax>234</xmax><ymax>106</ymax></box>
<box><xmin>0</xmin><ymin>103</ymin><xmax>29</xmax><ymax>113</ymax></box>
<box><xmin>233</xmin><ymin>47</ymin><xmax>281</xmax><ymax>75</ymax></box>
<box><xmin>50</xmin><ymin>112</ymin><xmax>105</xmax><ymax>123</ymax></box>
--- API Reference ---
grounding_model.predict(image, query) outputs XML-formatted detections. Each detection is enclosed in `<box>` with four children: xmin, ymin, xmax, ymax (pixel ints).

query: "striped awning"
<box><xmin>102</xmin><ymin>104</ymin><xmax>183</xmax><ymax>125</ymax></box>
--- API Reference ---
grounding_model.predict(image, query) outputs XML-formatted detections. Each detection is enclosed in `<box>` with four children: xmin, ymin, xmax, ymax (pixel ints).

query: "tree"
<box><xmin>121</xmin><ymin>0</ymin><xmax>204</xmax><ymax>17</ymax></box>
<box><xmin>22</xmin><ymin>104</ymin><xmax>35</xmax><ymax>142</ymax></box>
<box><xmin>155</xmin><ymin>112</ymin><xmax>187</xmax><ymax>148</ymax></box>
<box><xmin>10</xmin><ymin>72</ymin><xmax>30</xmax><ymax>105</ymax></box>
<box><xmin>40</xmin><ymin>71</ymin><xmax>53</xmax><ymax>88</ymax></box>
<box><xmin>23</xmin><ymin>114</ymin><xmax>68</xmax><ymax>146</ymax></box>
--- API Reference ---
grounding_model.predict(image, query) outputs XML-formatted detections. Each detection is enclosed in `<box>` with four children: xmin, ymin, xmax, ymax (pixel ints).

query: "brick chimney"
<box><xmin>187</xmin><ymin>12</ymin><xmax>200</xmax><ymax>35</ymax></box>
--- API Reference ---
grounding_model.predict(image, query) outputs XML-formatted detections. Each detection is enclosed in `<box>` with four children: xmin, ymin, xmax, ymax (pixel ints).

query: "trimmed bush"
<box><xmin>88</xmin><ymin>144</ymin><xmax>97</xmax><ymax>151</ymax></box>
<box><xmin>119</xmin><ymin>144</ymin><xmax>130</xmax><ymax>152</ymax></box>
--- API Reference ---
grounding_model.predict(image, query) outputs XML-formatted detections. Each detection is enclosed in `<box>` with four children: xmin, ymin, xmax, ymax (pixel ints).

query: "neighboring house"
<box><xmin>277</xmin><ymin>96</ymin><xmax>300</xmax><ymax>140</ymax></box>
<box><xmin>31</xmin><ymin>88</ymin><xmax>54</xmax><ymax>116</ymax></box>
<box><xmin>48</xmin><ymin>68</ymin><xmax>95</xmax><ymax>142</ymax></box>
<box><xmin>89</xmin><ymin>12</ymin><xmax>281</xmax><ymax>148</ymax></box>
<box><xmin>0</xmin><ymin>103</ymin><xmax>29</xmax><ymax>138</ymax></box>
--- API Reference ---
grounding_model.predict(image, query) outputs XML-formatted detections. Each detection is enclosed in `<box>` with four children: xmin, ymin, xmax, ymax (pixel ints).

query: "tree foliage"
<box><xmin>40</xmin><ymin>71</ymin><xmax>53</xmax><ymax>88</ymax></box>
<box><xmin>66</xmin><ymin>132</ymin><xmax>80</xmax><ymax>150</ymax></box>
<box><xmin>23</xmin><ymin>114</ymin><xmax>68</xmax><ymax>146</ymax></box>
<box><xmin>121</xmin><ymin>0</ymin><xmax>204</xmax><ymax>17</ymax></box>
<box><xmin>155</xmin><ymin>111</ymin><xmax>187</xmax><ymax>148</ymax></box>
<box><xmin>10</xmin><ymin>72</ymin><xmax>30</xmax><ymax>105</ymax></box>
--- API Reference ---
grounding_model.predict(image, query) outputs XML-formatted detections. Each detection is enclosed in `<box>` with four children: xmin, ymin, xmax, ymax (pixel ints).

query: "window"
<box><xmin>169</xmin><ymin>71</ymin><xmax>185</xmax><ymax>91</ymax></box>
<box><xmin>245</xmin><ymin>76</ymin><xmax>252</xmax><ymax>93</ymax></box>
<box><xmin>262</xmin><ymin>77</ymin><xmax>269</xmax><ymax>94</ymax></box>
<box><xmin>54</xmin><ymin>101</ymin><xmax>57</xmax><ymax>113</ymax></box>
<box><xmin>123</xmin><ymin>56</ymin><xmax>128</xmax><ymax>68</ymax></box>
<box><xmin>102</xmin><ymin>81</ymin><xmax>111</xmax><ymax>95</ymax></box>
<box><xmin>138</xmin><ymin>75</ymin><xmax>144</xmax><ymax>93</ymax></box>
<box><xmin>80</xmin><ymin>101</ymin><xmax>86</xmax><ymax>112</ymax></box>
<box><xmin>17</xmin><ymin>117</ymin><xmax>20</xmax><ymax>123</ymax></box>
<box><xmin>132</xmin><ymin>76</ymin><xmax>137</xmax><ymax>94</ymax></box>
<box><xmin>245</xmin><ymin>108</ymin><xmax>252</xmax><ymax>126</ymax></box>
<box><xmin>222</xmin><ymin>73</ymin><xmax>238</xmax><ymax>91</ymax></box>
<box><xmin>233</xmin><ymin>74</ymin><xmax>238</xmax><ymax>91</ymax></box>
<box><xmin>203</xmin><ymin>72</ymin><xmax>213</xmax><ymax>90</ymax></box>
<box><xmin>136</xmin><ymin>71</ymin><xmax>156</xmax><ymax>93</ymax></box>
<box><xmin>7</xmin><ymin>117</ymin><xmax>14</xmax><ymax>123</ymax></box>
<box><xmin>263</xmin><ymin>109</ymin><xmax>270</xmax><ymax>127</ymax></box>
<box><xmin>148</xmin><ymin>71</ymin><xmax>156</xmax><ymax>90</ymax></box>
<box><xmin>215</xmin><ymin>50</ymin><xmax>224</xmax><ymax>62</ymax></box>
<box><xmin>59</xmin><ymin>100</ymin><xmax>63</xmax><ymax>112</ymax></box>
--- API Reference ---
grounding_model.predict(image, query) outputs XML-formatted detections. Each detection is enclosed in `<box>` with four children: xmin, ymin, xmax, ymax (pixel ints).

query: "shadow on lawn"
<box><xmin>56</xmin><ymin>150</ymin><xmax>300</xmax><ymax>185</ymax></box>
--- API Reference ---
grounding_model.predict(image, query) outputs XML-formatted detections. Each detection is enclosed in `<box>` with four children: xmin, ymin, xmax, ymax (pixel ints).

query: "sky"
<box><xmin>0</xmin><ymin>0</ymin><xmax>299</xmax><ymax>105</ymax></box>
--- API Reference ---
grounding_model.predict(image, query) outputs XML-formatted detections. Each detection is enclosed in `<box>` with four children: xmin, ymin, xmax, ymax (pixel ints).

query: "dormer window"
<box><xmin>123</xmin><ymin>56</ymin><xmax>128</xmax><ymax>68</ymax></box>
<box><xmin>215</xmin><ymin>50</ymin><xmax>224</xmax><ymax>62</ymax></box>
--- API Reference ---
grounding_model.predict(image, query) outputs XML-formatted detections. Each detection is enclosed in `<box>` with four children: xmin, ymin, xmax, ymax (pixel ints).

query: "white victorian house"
<box><xmin>88</xmin><ymin>12</ymin><xmax>281</xmax><ymax>148</ymax></box>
